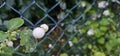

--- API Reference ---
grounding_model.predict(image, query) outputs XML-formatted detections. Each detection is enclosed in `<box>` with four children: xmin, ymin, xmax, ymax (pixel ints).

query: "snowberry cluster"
<box><xmin>32</xmin><ymin>24</ymin><xmax>49</xmax><ymax>39</ymax></box>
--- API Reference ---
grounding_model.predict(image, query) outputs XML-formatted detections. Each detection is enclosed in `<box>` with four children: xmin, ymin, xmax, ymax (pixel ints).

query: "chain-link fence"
<box><xmin>0</xmin><ymin>0</ymin><xmax>120</xmax><ymax>56</ymax></box>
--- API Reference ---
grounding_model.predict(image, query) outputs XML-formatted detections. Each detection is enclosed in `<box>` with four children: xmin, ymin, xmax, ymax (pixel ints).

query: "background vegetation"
<box><xmin>0</xmin><ymin>0</ymin><xmax>120</xmax><ymax>56</ymax></box>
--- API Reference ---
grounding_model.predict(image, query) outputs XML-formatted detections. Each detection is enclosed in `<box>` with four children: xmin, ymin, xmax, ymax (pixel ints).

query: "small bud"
<box><xmin>30</xmin><ymin>48</ymin><xmax>34</xmax><ymax>52</ymax></box>
<box><xmin>48</xmin><ymin>44</ymin><xmax>53</xmax><ymax>48</ymax></box>
<box><xmin>60</xmin><ymin>2</ymin><xmax>66</xmax><ymax>10</ymax></box>
<box><xmin>40</xmin><ymin>24</ymin><xmax>49</xmax><ymax>32</ymax></box>
<box><xmin>33</xmin><ymin>27</ymin><xmax>45</xmax><ymax>39</ymax></box>
<box><xmin>81</xmin><ymin>1</ymin><xmax>86</xmax><ymax>7</ymax></box>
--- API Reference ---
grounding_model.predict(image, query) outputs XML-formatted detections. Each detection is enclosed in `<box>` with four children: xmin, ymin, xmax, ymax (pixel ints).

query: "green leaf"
<box><xmin>111</xmin><ymin>25</ymin><xmax>116</xmax><ymax>31</ymax></box>
<box><xmin>80</xmin><ymin>28</ymin><xmax>86</xmax><ymax>33</ymax></box>
<box><xmin>110</xmin><ymin>40</ymin><xmax>119</xmax><ymax>47</ymax></box>
<box><xmin>97</xmin><ymin>37</ymin><xmax>105</xmax><ymax>44</ymax></box>
<box><xmin>85</xmin><ymin>21</ymin><xmax>92</xmax><ymax>25</ymax></box>
<box><xmin>94</xmin><ymin>29</ymin><xmax>104</xmax><ymax>38</ymax></box>
<box><xmin>99</xmin><ymin>19</ymin><xmax>109</xmax><ymax>26</ymax></box>
<box><xmin>72</xmin><ymin>37</ymin><xmax>78</xmax><ymax>44</ymax></box>
<box><xmin>88</xmin><ymin>44</ymin><xmax>92</xmax><ymax>49</ymax></box>
<box><xmin>7</xmin><ymin>18</ymin><xmax>24</xmax><ymax>30</ymax></box>
<box><xmin>60</xmin><ymin>53</ymin><xmax>68</xmax><ymax>56</ymax></box>
<box><xmin>0</xmin><ymin>31</ymin><xmax>9</xmax><ymax>42</ymax></box>
<box><xmin>1</xmin><ymin>47</ymin><xmax>14</xmax><ymax>56</ymax></box>
<box><xmin>20</xmin><ymin>29</ymin><xmax>32</xmax><ymax>46</ymax></box>
<box><xmin>105</xmin><ymin>43</ymin><xmax>112</xmax><ymax>52</ymax></box>
<box><xmin>117</xmin><ymin>38</ymin><xmax>120</xmax><ymax>44</ymax></box>
<box><xmin>20</xmin><ymin>29</ymin><xmax>34</xmax><ymax>52</ymax></box>
<box><xmin>99</xmin><ymin>26</ymin><xmax>108</xmax><ymax>32</ymax></box>
<box><xmin>117</xmin><ymin>32</ymin><xmax>120</xmax><ymax>37</ymax></box>
<box><xmin>83</xmin><ymin>44</ymin><xmax>88</xmax><ymax>49</ymax></box>
<box><xmin>94</xmin><ymin>52</ymin><xmax>105</xmax><ymax>56</ymax></box>
<box><xmin>105</xmin><ymin>39</ymin><xmax>119</xmax><ymax>52</ymax></box>
<box><xmin>110</xmin><ymin>12</ymin><xmax>115</xmax><ymax>18</ymax></box>
<box><xmin>84</xmin><ymin>4</ymin><xmax>92</xmax><ymax>14</ymax></box>
<box><xmin>109</xmin><ymin>32</ymin><xmax>117</xmax><ymax>39</ymax></box>
<box><xmin>91</xmin><ymin>22</ymin><xmax>99</xmax><ymax>28</ymax></box>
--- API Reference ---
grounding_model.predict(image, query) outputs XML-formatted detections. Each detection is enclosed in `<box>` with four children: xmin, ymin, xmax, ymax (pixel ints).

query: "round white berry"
<box><xmin>40</xmin><ymin>24</ymin><xmax>49</xmax><ymax>32</ymax></box>
<box><xmin>5</xmin><ymin>39</ymin><xmax>13</xmax><ymax>47</ymax></box>
<box><xmin>98</xmin><ymin>1</ymin><xmax>109</xmax><ymax>8</ymax></box>
<box><xmin>33</xmin><ymin>27</ymin><xmax>45</xmax><ymax>39</ymax></box>
<box><xmin>87</xmin><ymin>29</ymin><xmax>94</xmax><ymax>35</ymax></box>
<box><xmin>103</xmin><ymin>10</ymin><xmax>110</xmax><ymax>16</ymax></box>
<box><xmin>68</xmin><ymin>41</ymin><xmax>73</xmax><ymax>47</ymax></box>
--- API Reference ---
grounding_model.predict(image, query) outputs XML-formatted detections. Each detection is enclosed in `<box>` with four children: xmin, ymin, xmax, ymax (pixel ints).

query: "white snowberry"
<box><xmin>33</xmin><ymin>27</ymin><xmax>45</xmax><ymax>39</ymax></box>
<box><xmin>5</xmin><ymin>39</ymin><xmax>13</xmax><ymax>47</ymax></box>
<box><xmin>68</xmin><ymin>41</ymin><xmax>73</xmax><ymax>47</ymax></box>
<box><xmin>103</xmin><ymin>10</ymin><xmax>110</xmax><ymax>16</ymax></box>
<box><xmin>98</xmin><ymin>1</ymin><xmax>109</xmax><ymax>8</ymax></box>
<box><xmin>87</xmin><ymin>29</ymin><xmax>94</xmax><ymax>35</ymax></box>
<box><xmin>40</xmin><ymin>24</ymin><xmax>49</xmax><ymax>32</ymax></box>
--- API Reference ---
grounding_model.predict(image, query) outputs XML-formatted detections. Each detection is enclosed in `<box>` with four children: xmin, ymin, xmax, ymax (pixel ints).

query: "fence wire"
<box><xmin>0</xmin><ymin>0</ymin><xmax>114</xmax><ymax>56</ymax></box>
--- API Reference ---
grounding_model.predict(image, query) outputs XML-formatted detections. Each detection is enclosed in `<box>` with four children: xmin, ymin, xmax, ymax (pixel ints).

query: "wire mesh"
<box><xmin>0</xmin><ymin>0</ymin><xmax>115</xmax><ymax>56</ymax></box>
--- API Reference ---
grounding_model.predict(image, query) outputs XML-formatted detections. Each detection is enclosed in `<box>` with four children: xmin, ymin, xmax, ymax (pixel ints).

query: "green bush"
<box><xmin>0</xmin><ymin>0</ymin><xmax>120</xmax><ymax>56</ymax></box>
